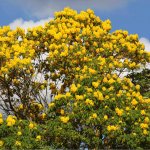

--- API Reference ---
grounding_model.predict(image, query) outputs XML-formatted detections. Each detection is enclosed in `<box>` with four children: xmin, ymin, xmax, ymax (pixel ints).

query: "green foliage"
<box><xmin>128</xmin><ymin>69</ymin><xmax>150</xmax><ymax>97</ymax></box>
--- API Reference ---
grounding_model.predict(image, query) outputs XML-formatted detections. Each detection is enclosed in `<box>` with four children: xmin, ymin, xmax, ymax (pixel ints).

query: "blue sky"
<box><xmin>0</xmin><ymin>0</ymin><xmax>150</xmax><ymax>50</ymax></box>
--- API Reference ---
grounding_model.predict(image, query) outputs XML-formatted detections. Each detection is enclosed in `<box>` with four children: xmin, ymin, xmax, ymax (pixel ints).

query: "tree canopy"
<box><xmin>0</xmin><ymin>8</ymin><xmax>150</xmax><ymax>149</ymax></box>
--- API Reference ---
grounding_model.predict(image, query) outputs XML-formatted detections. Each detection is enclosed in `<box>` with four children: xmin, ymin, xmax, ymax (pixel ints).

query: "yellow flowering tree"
<box><xmin>44</xmin><ymin>8</ymin><xmax>150</xmax><ymax>149</ymax></box>
<box><xmin>0</xmin><ymin>8</ymin><xmax>150</xmax><ymax>149</ymax></box>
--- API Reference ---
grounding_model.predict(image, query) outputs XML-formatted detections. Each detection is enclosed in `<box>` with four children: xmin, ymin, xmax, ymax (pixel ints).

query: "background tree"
<box><xmin>128</xmin><ymin>68</ymin><xmax>150</xmax><ymax>97</ymax></box>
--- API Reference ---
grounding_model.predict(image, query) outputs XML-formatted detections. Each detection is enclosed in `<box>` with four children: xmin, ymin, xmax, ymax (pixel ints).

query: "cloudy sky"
<box><xmin>0</xmin><ymin>0</ymin><xmax>150</xmax><ymax>51</ymax></box>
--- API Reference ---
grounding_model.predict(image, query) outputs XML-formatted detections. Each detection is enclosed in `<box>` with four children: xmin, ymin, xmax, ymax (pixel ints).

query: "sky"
<box><xmin>0</xmin><ymin>0</ymin><xmax>150</xmax><ymax>51</ymax></box>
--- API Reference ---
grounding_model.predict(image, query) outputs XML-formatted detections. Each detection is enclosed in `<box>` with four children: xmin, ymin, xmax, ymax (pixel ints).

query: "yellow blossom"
<box><xmin>108</xmin><ymin>78</ymin><xmax>115</xmax><ymax>84</ymax></box>
<box><xmin>54</xmin><ymin>94</ymin><xmax>64</xmax><ymax>100</ymax></box>
<box><xmin>18</xmin><ymin>104</ymin><xmax>23</xmax><ymax>110</ymax></box>
<box><xmin>37</xmin><ymin>104</ymin><xmax>43</xmax><ymax>110</ymax></box>
<box><xmin>144</xmin><ymin>117</ymin><xmax>149</xmax><ymax>123</ymax></box>
<box><xmin>126</xmin><ymin>107</ymin><xmax>130</xmax><ymax>111</ymax></box>
<box><xmin>103</xmin><ymin>77</ymin><xmax>108</xmax><ymax>83</ymax></box>
<box><xmin>94</xmin><ymin>91</ymin><xmax>104</xmax><ymax>101</ymax></box>
<box><xmin>60</xmin><ymin>109</ymin><xmax>65</xmax><ymax>115</ymax></box>
<box><xmin>0</xmin><ymin>118</ymin><xmax>3</xmax><ymax>124</ymax></box>
<box><xmin>108</xmin><ymin>63</ymin><xmax>113</xmax><ymax>69</ymax></box>
<box><xmin>115</xmin><ymin>108</ymin><xmax>123</xmax><ymax>116</ymax></box>
<box><xmin>140</xmin><ymin>123</ymin><xmax>148</xmax><ymax>129</ymax></box>
<box><xmin>6</xmin><ymin>115</ymin><xmax>16</xmax><ymax>126</ymax></box>
<box><xmin>70</xmin><ymin>84</ymin><xmax>78</xmax><ymax>93</ymax></box>
<box><xmin>0</xmin><ymin>113</ymin><xmax>4</xmax><ymax>125</ymax></box>
<box><xmin>143</xmin><ymin>129</ymin><xmax>148</xmax><ymax>135</ymax></box>
<box><xmin>48</xmin><ymin>102</ymin><xmax>55</xmax><ymax>108</ymax></box>
<box><xmin>92</xmin><ymin>82</ymin><xmax>99</xmax><ymax>88</ymax></box>
<box><xmin>131</xmin><ymin>99</ymin><xmax>138</xmax><ymax>106</ymax></box>
<box><xmin>60</xmin><ymin>116</ymin><xmax>69</xmax><ymax>123</ymax></box>
<box><xmin>0</xmin><ymin>113</ymin><xmax>2</xmax><ymax>118</ymax></box>
<box><xmin>75</xmin><ymin>95</ymin><xmax>84</xmax><ymax>100</ymax></box>
<box><xmin>102</xmin><ymin>87</ymin><xmax>106</xmax><ymax>91</ymax></box>
<box><xmin>85</xmin><ymin>99</ymin><xmax>94</xmax><ymax>106</ymax></box>
<box><xmin>36</xmin><ymin>135</ymin><xmax>41</xmax><ymax>141</ymax></box>
<box><xmin>15</xmin><ymin>141</ymin><xmax>21</xmax><ymax>146</ymax></box>
<box><xmin>77</xmin><ymin>84</ymin><xmax>81</xmax><ymax>88</ymax></box>
<box><xmin>141</xmin><ymin>110</ymin><xmax>146</xmax><ymax>115</ymax></box>
<box><xmin>105</xmin><ymin>95</ymin><xmax>109</xmax><ymax>100</ymax></box>
<box><xmin>66</xmin><ymin>92</ymin><xmax>71</xmax><ymax>97</ymax></box>
<box><xmin>107</xmin><ymin>125</ymin><xmax>118</xmax><ymax>131</ymax></box>
<box><xmin>41</xmin><ymin>113</ymin><xmax>46</xmax><ymax>119</ymax></box>
<box><xmin>0</xmin><ymin>140</ymin><xmax>4</xmax><ymax>147</ymax></box>
<box><xmin>135</xmin><ymin>85</ymin><xmax>140</xmax><ymax>90</ymax></box>
<box><xmin>104</xmin><ymin>115</ymin><xmax>108</xmax><ymax>120</ymax></box>
<box><xmin>89</xmin><ymin>68</ymin><xmax>97</xmax><ymax>74</ymax></box>
<box><xmin>86</xmin><ymin>87</ymin><xmax>93</xmax><ymax>93</ymax></box>
<box><xmin>29</xmin><ymin>122</ymin><xmax>35</xmax><ymax>129</ymax></box>
<box><xmin>92</xmin><ymin>113</ymin><xmax>97</xmax><ymax>119</ymax></box>
<box><xmin>17</xmin><ymin>131</ymin><xmax>22</xmax><ymax>136</ymax></box>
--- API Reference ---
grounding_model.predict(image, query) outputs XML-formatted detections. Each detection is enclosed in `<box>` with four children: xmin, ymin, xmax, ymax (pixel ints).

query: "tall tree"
<box><xmin>0</xmin><ymin>8</ymin><xmax>150</xmax><ymax>149</ymax></box>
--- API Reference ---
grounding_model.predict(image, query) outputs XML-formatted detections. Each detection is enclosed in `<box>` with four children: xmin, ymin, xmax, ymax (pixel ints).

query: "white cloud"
<box><xmin>9</xmin><ymin>17</ymin><xmax>52</xmax><ymax>30</ymax></box>
<box><xmin>140</xmin><ymin>38</ymin><xmax>150</xmax><ymax>69</ymax></box>
<box><xmin>12</xmin><ymin>0</ymin><xmax>134</xmax><ymax>18</ymax></box>
<box><xmin>140</xmin><ymin>38</ymin><xmax>150</xmax><ymax>52</ymax></box>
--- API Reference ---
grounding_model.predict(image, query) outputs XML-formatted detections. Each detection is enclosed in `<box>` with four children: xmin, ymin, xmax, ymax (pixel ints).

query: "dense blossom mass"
<box><xmin>0</xmin><ymin>8</ymin><xmax>150</xmax><ymax>149</ymax></box>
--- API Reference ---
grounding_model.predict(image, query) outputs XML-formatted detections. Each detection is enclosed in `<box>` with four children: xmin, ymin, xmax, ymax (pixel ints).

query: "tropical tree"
<box><xmin>0</xmin><ymin>7</ymin><xmax>150</xmax><ymax>149</ymax></box>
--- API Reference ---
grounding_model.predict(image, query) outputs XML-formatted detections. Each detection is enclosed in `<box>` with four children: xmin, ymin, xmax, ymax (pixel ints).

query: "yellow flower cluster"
<box><xmin>70</xmin><ymin>84</ymin><xmax>78</xmax><ymax>93</ymax></box>
<box><xmin>115</xmin><ymin>108</ymin><xmax>123</xmax><ymax>116</ymax></box>
<box><xmin>65</xmin><ymin>92</ymin><xmax>71</xmax><ymax>97</ymax></box>
<box><xmin>29</xmin><ymin>122</ymin><xmax>36</xmax><ymax>129</ymax></box>
<box><xmin>85</xmin><ymin>99</ymin><xmax>94</xmax><ymax>106</ymax></box>
<box><xmin>17</xmin><ymin>131</ymin><xmax>22</xmax><ymax>136</ymax></box>
<box><xmin>40</xmin><ymin>113</ymin><xmax>46</xmax><ymax>119</ymax></box>
<box><xmin>0</xmin><ymin>26</ymin><xmax>35</xmax><ymax>75</ymax></box>
<box><xmin>0</xmin><ymin>113</ymin><xmax>3</xmax><ymax>124</ymax></box>
<box><xmin>18</xmin><ymin>104</ymin><xmax>23</xmax><ymax>110</ymax></box>
<box><xmin>54</xmin><ymin>94</ymin><xmax>65</xmax><ymax>100</ymax></box>
<box><xmin>60</xmin><ymin>109</ymin><xmax>65</xmax><ymax>115</ymax></box>
<box><xmin>107</xmin><ymin>125</ymin><xmax>118</xmax><ymax>131</ymax></box>
<box><xmin>131</xmin><ymin>99</ymin><xmax>138</xmax><ymax>106</ymax></box>
<box><xmin>92</xmin><ymin>113</ymin><xmax>97</xmax><ymax>119</ymax></box>
<box><xmin>60</xmin><ymin>116</ymin><xmax>69</xmax><ymax>123</ymax></box>
<box><xmin>89</xmin><ymin>68</ymin><xmax>97</xmax><ymax>75</ymax></box>
<box><xmin>141</xmin><ymin>110</ymin><xmax>146</xmax><ymax>115</ymax></box>
<box><xmin>6</xmin><ymin>115</ymin><xmax>16</xmax><ymax>126</ymax></box>
<box><xmin>140</xmin><ymin>123</ymin><xmax>148</xmax><ymax>129</ymax></box>
<box><xmin>15</xmin><ymin>141</ymin><xmax>21</xmax><ymax>146</ymax></box>
<box><xmin>144</xmin><ymin>117</ymin><xmax>149</xmax><ymax>123</ymax></box>
<box><xmin>92</xmin><ymin>82</ymin><xmax>99</xmax><ymax>88</ymax></box>
<box><xmin>93</xmin><ymin>91</ymin><xmax>104</xmax><ymax>101</ymax></box>
<box><xmin>0</xmin><ymin>140</ymin><xmax>4</xmax><ymax>147</ymax></box>
<box><xmin>104</xmin><ymin>115</ymin><xmax>108</xmax><ymax>120</ymax></box>
<box><xmin>36</xmin><ymin>135</ymin><xmax>41</xmax><ymax>141</ymax></box>
<box><xmin>135</xmin><ymin>85</ymin><xmax>140</xmax><ymax>90</ymax></box>
<box><xmin>143</xmin><ymin>129</ymin><xmax>149</xmax><ymax>135</ymax></box>
<box><xmin>48</xmin><ymin>102</ymin><xmax>55</xmax><ymax>108</ymax></box>
<box><xmin>75</xmin><ymin>95</ymin><xmax>84</xmax><ymax>100</ymax></box>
